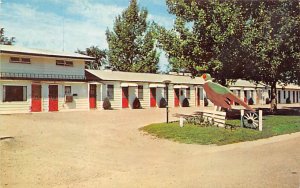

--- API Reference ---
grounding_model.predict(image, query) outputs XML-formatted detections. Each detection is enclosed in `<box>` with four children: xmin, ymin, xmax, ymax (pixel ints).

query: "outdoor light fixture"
<box><xmin>163</xmin><ymin>80</ymin><xmax>171</xmax><ymax>123</ymax></box>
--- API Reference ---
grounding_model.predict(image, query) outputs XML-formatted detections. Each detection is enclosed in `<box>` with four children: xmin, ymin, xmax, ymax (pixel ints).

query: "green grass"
<box><xmin>140</xmin><ymin>116</ymin><xmax>300</xmax><ymax>145</ymax></box>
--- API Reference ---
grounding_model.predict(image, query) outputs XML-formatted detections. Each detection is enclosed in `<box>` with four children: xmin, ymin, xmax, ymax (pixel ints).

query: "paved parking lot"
<box><xmin>0</xmin><ymin>106</ymin><xmax>300</xmax><ymax>188</ymax></box>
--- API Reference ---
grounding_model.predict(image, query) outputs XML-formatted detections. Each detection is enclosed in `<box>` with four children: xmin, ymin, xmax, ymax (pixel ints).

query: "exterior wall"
<box><xmin>140</xmin><ymin>83</ymin><xmax>150</xmax><ymax>108</ymax></box>
<box><xmin>0</xmin><ymin>80</ymin><xmax>88</xmax><ymax>114</ymax></box>
<box><xmin>168</xmin><ymin>84</ymin><xmax>175</xmax><ymax>108</ymax></box>
<box><xmin>60</xmin><ymin>83</ymin><xmax>89</xmax><ymax>111</ymax></box>
<box><xmin>0</xmin><ymin>54</ymin><xmax>85</xmax><ymax>76</ymax></box>
<box><xmin>128</xmin><ymin>86</ymin><xmax>137</xmax><ymax>109</ymax></box>
<box><xmin>156</xmin><ymin>87</ymin><xmax>164</xmax><ymax>107</ymax></box>
<box><xmin>0</xmin><ymin>80</ymin><xmax>31</xmax><ymax>114</ymax></box>
<box><xmin>102</xmin><ymin>81</ymin><xmax>122</xmax><ymax>109</ymax></box>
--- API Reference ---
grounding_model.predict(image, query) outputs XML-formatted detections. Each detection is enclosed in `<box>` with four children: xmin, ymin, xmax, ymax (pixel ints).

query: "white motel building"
<box><xmin>0</xmin><ymin>45</ymin><xmax>299</xmax><ymax>114</ymax></box>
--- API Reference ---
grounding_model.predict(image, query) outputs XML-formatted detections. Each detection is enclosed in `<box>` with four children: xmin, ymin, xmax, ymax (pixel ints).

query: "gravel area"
<box><xmin>0</xmin><ymin>106</ymin><xmax>299</xmax><ymax>188</ymax></box>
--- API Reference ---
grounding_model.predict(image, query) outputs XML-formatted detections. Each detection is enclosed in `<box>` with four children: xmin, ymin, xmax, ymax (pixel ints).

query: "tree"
<box><xmin>157</xmin><ymin>0</ymin><xmax>299</xmax><ymax>111</ymax></box>
<box><xmin>240</xmin><ymin>1</ymin><xmax>300</xmax><ymax>111</ymax></box>
<box><xmin>76</xmin><ymin>46</ymin><xmax>108</xmax><ymax>69</ymax></box>
<box><xmin>106</xmin><ymin>0</ymin><xmax>159</xmax><ymax>73</ymax></box>
<box><xmin>0</xmin><ymin>28</ymin><xmax>15</xmax><ymax>45</ymax></box>
<box><xmin>156</xmin><ymin>0</ymin><xmax>244</xmax><ymax>82</ymax></box>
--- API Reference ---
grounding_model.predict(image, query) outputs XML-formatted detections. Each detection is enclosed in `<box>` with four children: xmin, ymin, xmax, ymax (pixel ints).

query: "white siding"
<box><xmin>140</xmin><ymin>83</ymin><xmax>150</xmax><ymax>108</ymax></box>
<box><xmin>0</xmin><ymin>80</ymin><xmax>31</xmax><ymax>114</ymax></box>
<box><xmin>1</xmin><ymin>54</ymin><xmax>85</xmax><ymax>76</ymax></box>
<box><xmin>168</xmin><ymin>85</ymin><xmax>175</xmax><ymax>108</ymax></box>
<box><xmin>60</xmin><ymin>83</ymin><xmax>89</xmax><ymax>111</ymax></box>
<box><xmin>156</xmin><ymin>87</ymin><xmax>164</xmax><ymax>108</ymax></box>
<box><xmin>102</xmin><ymin>81</ymin><xmax>122</xmax><ymax>109</ymax></box>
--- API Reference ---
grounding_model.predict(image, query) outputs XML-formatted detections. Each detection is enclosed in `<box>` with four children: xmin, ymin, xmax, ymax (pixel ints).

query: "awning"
<box><xmin>121</xmin><ymin>82</ymin><xmax>138</xmax><ymax>87</ymax></box>
<box><xmin>89</xmin><ymin>81</ymin><xmax>102</xmax><ymax>85</ymax></box>
<box><xmin>174</xmin><ymin>85</ymin><xmax>189</xmax><ymax>89</ymax></box>
<box><xmin>243</xmin><ymin>88</ymin><xmax>255</xmax><ymax>91</ymax></box>
<box><xmin>149</xmin><ymin>83</ymin><xmax>166</xmax><ymax>88</ymax></box>
<box><xmin>229</xmin><ymin>87</ymin><xmax>242</xmax><ymax>90</ymax></box>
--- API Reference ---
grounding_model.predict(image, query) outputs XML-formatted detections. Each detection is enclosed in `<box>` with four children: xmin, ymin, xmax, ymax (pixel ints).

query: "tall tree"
<box><xmin>0</xmin><ymin>28</ymin><xmax>15</xmax><ymax>45</ymax></box>
<box><xmin>106</xmin><ymin>0</ymin><xmax>159</xmax><ymax>73</ymax></box>
<box><xmin>156</xmin><ymin>0</ymin><xmax>244</xmax><ymax>83</ymax></box>
<box><xmin>76</xmin><ymin>46</ymin><xmax>108</xmax><ymax>69</ymax></box>
<box><xmin>240</xmin><ymin>0</ymin><xmax>300</xmax><ymax>110</ymax></box>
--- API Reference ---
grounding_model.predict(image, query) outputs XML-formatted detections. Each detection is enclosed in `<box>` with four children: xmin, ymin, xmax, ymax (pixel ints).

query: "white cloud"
<box><xmin>0</xmin><ymin>1</ymin><xmax>171</xmax><ymax>71</ymax></box>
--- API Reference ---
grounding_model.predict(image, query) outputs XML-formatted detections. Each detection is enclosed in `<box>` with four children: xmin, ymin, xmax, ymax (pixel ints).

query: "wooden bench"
<box><xmin>179</xmin><ymin>109</ymin><xmax>226</xmax><ymax>127</ymax></box>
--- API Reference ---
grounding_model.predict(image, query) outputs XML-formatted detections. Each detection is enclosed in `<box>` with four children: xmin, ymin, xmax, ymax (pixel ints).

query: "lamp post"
<box><xmin>163</xmin><ymin>80</ymin><xmax>171</xmax><ymax>123</ymax></box>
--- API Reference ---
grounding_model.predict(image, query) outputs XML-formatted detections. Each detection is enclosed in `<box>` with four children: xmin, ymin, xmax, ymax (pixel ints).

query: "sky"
<box><xmin>0</xmin><ymin>0</ymin><xmax>174</xmax><ymax>70</ymax></box>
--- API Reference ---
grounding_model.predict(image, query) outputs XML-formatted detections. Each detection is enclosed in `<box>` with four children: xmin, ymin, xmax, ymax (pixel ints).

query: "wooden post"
<box><xmin>241</xmin><ymin>109</ymin><xmax>244</xmax><ymax>128</ymax></box>
<box><xmin>259</xmin><ymin>110</ymin><xmax>263</xmax><ymax>131</ymax></box>
<box><xmin>180</xmin><ymin>116</ymin><xmax>184</xmax><ymax>127</ymax></box>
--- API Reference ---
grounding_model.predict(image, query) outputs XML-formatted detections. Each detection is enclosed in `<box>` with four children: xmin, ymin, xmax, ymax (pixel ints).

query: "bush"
<box><xmin>204</xmin><ymin>97</ymin><xmax>209</xmax><ymax>106</ymax></box>
<box><xmin>133</xmin><ymin>97</ymin><xmax>141</xmax><ymax>109</ymax></box>
<box><xmin>266</xmin><ymin>98</ymin><xmax>270</xmax><ymax>104</ymax></box>
<box><xmin>248</xmin><ymin>98</ymin><xmax>254</xmax><ymax>105</ymax></box>
<box><xmin>103</xmin><ymin>97</ymin><xmax>112</xmax><ymax>110</ymax></box>
<box><xmin>182</xmin><ymin>98</ymin><xmax>189</xmax><ymax>107</ymax></box>
<box><xmin>286</xmin><ymin>97</ymin><xmax>291</xmax><ymax>104</ymax></box>
<box><xmin>159</xmin><ymin>98</ymin><xmax>167</xmax><ymax>108</ymax></box>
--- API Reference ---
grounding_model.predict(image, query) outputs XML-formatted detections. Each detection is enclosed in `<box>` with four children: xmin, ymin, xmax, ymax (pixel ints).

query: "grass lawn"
<box><xmin>140</xmin><ymin>115</ymin><xmax>300</xmax><ymax>145</ymax></box>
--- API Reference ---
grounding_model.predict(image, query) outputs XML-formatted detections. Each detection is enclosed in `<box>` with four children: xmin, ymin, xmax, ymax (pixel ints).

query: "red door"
<box><xmin>122</xmin><ymin>87</ymin><xmax>129</xmax><ymax>108</ymax></box>
<box><xmin>31</xmin><ymin>84</ymin><xmax>42</xmax><ymax>112</ymax></box>
<box><xmin>150</xmin><ymin>88</ymin><xmax>156</xmax><ymax>107</ymax></box>
<box><xmin>197</xmin><ymin>88</ymin><xmax>200</xmax><ymax>106</ymax></box>
<box><xmin>174</xmin><ymin>89</ymin><xmax>180</xmax><ymax>107</ymax></box>
<box><xmin>49</xmin><ymin>85</ymin><xmax>58</xmax><ymax>111</ymax></box>
<box><xmin>89</xmin><ymin>84</ymin><xmax>97</xmax><ymax>109</ymax></box>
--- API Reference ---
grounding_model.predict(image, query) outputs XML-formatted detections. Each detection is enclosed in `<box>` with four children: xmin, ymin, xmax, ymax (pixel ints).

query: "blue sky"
<box><xmin>0</xmin><ymin>0</ymin><xmax>174</xmax><ymax>70</ymax></box>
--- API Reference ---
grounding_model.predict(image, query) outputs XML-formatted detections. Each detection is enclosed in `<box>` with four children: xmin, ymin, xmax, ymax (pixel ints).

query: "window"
<box><xmin>186</xmin><ymin>87</ymin><xmax>190</xmax><ymax>99</ymax></box>
<box><xmin>284</xmin><ymin>91</ymin><xmax>286</xmax><ymax>99</ymax></box>
<box><xmin>10</xmin><ymin>57</ymin><xmax>31</xmax><ymax>64</ymax></box>
<box><xmin>64</xmin><ymin>86</ymin><xmax>72</xmax><ymax>96</ymax></box>
<box><xmin>3</xmin><ymin>86</ymin><xmax>27</xmax><ymax>102</ymax></box>
<box><xmin>138</xmin><ymin>85</ymin><xmax>143</xmax><ymax>99</ymax></box>
<box><xmin>56</xmin><ymin>60</ymin><xmax>73</xmax><ymax>66</ymax></box>
<box><xmin>107</xmin><ymin>85</ymin><xmax>114</xmax><ymax>100</ymax></box>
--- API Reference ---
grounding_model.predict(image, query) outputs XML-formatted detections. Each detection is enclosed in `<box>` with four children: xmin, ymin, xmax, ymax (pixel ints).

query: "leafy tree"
<box><xmin>240</xmin><ymin>1</ymin><xmax>300</xmax><ymax>111</ymax></box>
<box><xmin>76</xmin><ymin>46</ymin><xmax>108</xmax><ymax>69</ymax></box>
<box><xmin>156</xmin><ymin>0</ymin><xmax>244</xmax><ymax>82</ymax></box>
<box><xmin>0</xmin><ymin>28</ymin><xmax>15</xmax><ymax>45</ymax></box>
<box><xmin>106</xmin><ymin>0</ymin><xmax>159</xmax><ymax>73</ymax></box>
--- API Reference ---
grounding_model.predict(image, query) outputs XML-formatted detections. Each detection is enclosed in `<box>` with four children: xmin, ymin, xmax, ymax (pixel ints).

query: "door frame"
<box><xmin>150</xmin><ymin>88</ymin><xmax>157</xmax><ymax>107</ymax></box>
<box><xmin>122</xmin><ymin>87</ymin><xmax>129</xmax><ymax>108</ymax></box>
<box><xmin>31</xmin><ymin>84</ymin><xmax>42</xmax><ymax>112</ymax></box>
<box><xmin>49</xmin><ymin>85</ymin><xmax>58</xmax><ymax>112</ymax></box>
<box><xmin>89</xmin><ymin>84</ymin><xmax>97</xmax><ymax>109</ymax></box>
<box><xmin>174</xmin><ymin>88</ymin><xmax>180</xmax><ymax>107</ymax></box>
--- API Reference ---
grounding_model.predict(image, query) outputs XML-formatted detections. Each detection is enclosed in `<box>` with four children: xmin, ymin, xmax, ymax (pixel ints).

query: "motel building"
<box><xmin>0</xmin><ymin>45</ymin><xmax>299</xmax><ymax>114</ymax></box>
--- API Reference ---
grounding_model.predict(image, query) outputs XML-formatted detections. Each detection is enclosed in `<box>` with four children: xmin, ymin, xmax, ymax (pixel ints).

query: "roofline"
<box><xmin>100</xmin><ymin>79</ymin><xmax>202</xmax><ymax>85</ymax></box>
<box><xmin>0</xmin><ymin>50</ymin><xmax>95</xmax><ymax>60</ymax></box>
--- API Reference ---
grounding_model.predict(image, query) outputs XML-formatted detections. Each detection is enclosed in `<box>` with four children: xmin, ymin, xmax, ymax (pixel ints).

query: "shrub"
<box><xmin>159</xmin><ymin>98</ymin><xmax>167</xmax><ymax>108</ymax></box>
<box><xmin>182</xmin><ymin>98</ymin><xmax>189</xmax><ymax>107</ymax></box>
<box><xmin>133</xmin><ymin>97</ymin><xmax>141</xmax><ymax>109</ymax></box>
<box><xmin>103</xmin><ymin>97</ymin><xmax>111</xmax><ymax>110</ymax></box>
<box><xmin>266</xmin><ymin>98</ymin><xmax>270</xmax><ymax>104</ymax></box>
<box><xmin>204</xmin><ymin>97</ymin><xmax>209</xmax><ymax>106</ymax></box>
<box><xmin>286</xmin><ymin>97</ymin><xmax>291</xmax><ymax>104</ymax></box>
<box><xmin>248</xmin><ymin>98</ymin><xmax>254</xmax><ymax>105</ymax></box>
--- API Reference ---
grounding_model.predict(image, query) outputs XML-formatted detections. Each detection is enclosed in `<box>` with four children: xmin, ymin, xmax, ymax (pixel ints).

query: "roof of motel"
<box><xmin>230</xmin><ymin>79</ymin><xmax>300</xmax><ymax>90</ymax></box>
<box><xmin>229</xmin><ymin>79</ymin><xmax>265</xmax><ymax>88</ymax></box>
<box><xmin>0</xmin><ymin>45</ymin><xmax>94</xmax><ymax>60</ymax></box>
<box><xmin>86</xmin><ymin>69</ymin><xmax>205</xmax><ymax>85</ymax></box>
